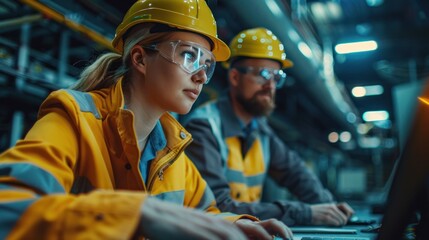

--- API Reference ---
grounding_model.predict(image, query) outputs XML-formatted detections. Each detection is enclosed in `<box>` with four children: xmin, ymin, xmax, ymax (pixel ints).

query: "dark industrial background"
<box><xmin>1</xmin><ymin>0</ymin><xmax>428</xmax><ymax>201</ymax></box>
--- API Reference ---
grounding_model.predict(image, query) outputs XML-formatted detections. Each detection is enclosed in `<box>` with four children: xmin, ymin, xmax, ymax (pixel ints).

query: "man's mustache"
<box><xmin>254</xmin><ymin>90</ymin><xmax>274</xmax><ymax>98</ymax></box>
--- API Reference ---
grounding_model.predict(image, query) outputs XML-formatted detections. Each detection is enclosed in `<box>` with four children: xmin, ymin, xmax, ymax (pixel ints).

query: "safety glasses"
<box><xmin>234</xmin><ymin>66</ymin><xmax>287</xmax><ymax>88</ymax></box>
<box><xmin>143</xmin><ymin>40</ymin><xmax>216</xmax><ymax>84</ymax></box>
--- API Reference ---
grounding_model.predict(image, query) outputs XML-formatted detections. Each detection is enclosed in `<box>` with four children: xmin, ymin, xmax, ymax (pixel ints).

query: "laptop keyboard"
<box><xmin>300</xmin><ymin>238</ymin><xmax>370</xmax><ymax>240</ymax></box>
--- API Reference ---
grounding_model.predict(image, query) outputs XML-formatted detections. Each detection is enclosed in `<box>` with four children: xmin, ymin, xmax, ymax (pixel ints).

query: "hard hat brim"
<box><xmin>282</xmin><ymin>58</ymin><xmax>294</xmax><ymax>68</ymax></box>
<box><xmin>223</xmin><ymin>56</ymin><xmax>294</xmax><ymax>69</ymax></box>
<box><xmin>112</xmin><ymin>19</ymin><xmax>230</xmax><ymax>62</ymax></box>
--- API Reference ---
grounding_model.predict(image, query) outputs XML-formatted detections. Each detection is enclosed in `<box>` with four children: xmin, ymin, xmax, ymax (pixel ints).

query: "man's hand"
<box><xmin>310</xmin><ymin>203</ymin><xmax>354</xmax><ymax>226</ymax></box>
<box><xmin>235</xmin><ymin>218</ymin><xmax>293</xmax><ymax>240</ymax></box>
<box><xmin>336</xmin><ymin>202</ymin><xmax>354</xmax><ymax>219</ymax></box>
<box><xmin>138</xmin><ymin>197</ymin><xmax>247</xmax><ymax>240</ymax></box>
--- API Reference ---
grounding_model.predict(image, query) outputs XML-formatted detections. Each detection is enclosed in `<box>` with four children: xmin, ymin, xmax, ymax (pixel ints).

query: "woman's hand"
<box><xmin>138</xmin><ymin>197</ymin><xmax>247</xmax><ymax>240</ymax></box>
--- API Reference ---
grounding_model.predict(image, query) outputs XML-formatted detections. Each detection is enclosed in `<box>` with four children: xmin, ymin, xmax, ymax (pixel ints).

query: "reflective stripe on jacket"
<box><xmin>0</xmin><ymin>79</ymin><xmax>250</xmax><ymax>239</ymax></box>
<box><xmin>186</xmin><ymin>100</ymin><xmax>270</xmax><ymax>202</ymax></box>
<box><xmin>184</xmin><ymin>93</ymin><xmax>334</xmax><ymax>225</ymax></box>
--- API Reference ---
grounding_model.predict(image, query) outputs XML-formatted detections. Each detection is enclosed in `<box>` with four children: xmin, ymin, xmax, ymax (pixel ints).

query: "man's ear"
<box><xmin>130</xmin><ymin>45</ymin><xmax>148</xmax><ymax>74</ymax></box>
<box><xmin>228</xmin><ymin>68</ymin><xmax>240</xmax><ymax>87</ymax></box>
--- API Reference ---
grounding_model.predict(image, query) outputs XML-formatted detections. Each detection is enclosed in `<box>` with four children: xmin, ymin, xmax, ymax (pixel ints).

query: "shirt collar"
<box><xmin>141</xmin><ymin>120</ymin><xmax>167</xmax><ymax>164</ymax></box>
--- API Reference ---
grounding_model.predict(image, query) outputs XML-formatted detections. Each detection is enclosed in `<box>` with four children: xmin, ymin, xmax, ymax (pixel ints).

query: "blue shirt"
<box><xmin>140</xmin><ymin>121</ymin><xmax>167</xmax><ymax>183</ymax></box>
<box><xmin>242</xmin><ymin>119</ymin><xmax>258</xmax><ymax>137</ymax></box>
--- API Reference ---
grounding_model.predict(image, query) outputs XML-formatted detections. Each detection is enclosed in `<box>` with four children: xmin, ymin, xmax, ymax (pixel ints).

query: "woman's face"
<box><xmin>136</xmin><ymin>31</ymin><xmax>212</xmax><ymax>114</ymax></box>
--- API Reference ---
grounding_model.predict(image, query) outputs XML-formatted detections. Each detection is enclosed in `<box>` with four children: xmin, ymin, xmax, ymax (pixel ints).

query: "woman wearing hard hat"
<box><xmin>0</xmin><ymin>0</ymin><xmax>292</xmax><ymax>239</ymax></box>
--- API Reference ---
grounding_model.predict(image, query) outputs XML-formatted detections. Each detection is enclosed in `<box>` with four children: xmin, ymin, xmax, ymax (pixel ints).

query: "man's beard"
<box><xmin>236</xmin><ymin>88</ymin><xmax>276</xmax><ymax>117</ymax></box>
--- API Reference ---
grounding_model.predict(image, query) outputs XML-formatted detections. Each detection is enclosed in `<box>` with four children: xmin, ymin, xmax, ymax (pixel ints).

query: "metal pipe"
<box><xmin>19</xmin><ymin>0</ymin><xmax>116</xmax><ymax>52</ymax></box>
<box><xmin>9</xmin><ymin>111</ymin><xmax>24</xmax><ymax>147</ymax></box>
<box><xmin>9</xmin><ymin>23</ymin><xmax>30</xmax><ymax>146</ymax></box>
<box><xmin>57</xmin><ymin>30</ymin><xmax>70</xmax><ymax>84</ymax></box>
<box><xmin>0</xmin><ymin>14</ymin><xmax>42</xmax><ymax>30</ymax></box>
<box><xmin>16</xmin><ymin>23</ymin><xmax>30</xmax><ymax>91</ymax></box>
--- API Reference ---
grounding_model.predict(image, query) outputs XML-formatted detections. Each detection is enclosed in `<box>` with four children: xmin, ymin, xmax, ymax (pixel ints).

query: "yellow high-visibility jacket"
<box><xmin>0</xmin><ymin>79</ymin><xmax>250</xmax><ymax>239</ymax></box>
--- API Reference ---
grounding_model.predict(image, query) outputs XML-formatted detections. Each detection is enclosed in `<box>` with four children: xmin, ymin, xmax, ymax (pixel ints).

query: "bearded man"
<box><xmin>183</xmin><ymin>28</ymin><xmax>354</xmax><ymax>226</ymax></box>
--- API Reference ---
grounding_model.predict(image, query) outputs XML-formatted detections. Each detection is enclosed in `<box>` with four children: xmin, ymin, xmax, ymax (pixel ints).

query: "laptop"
<box><xmin>287</xmin><ymin>81</ymin><xmax>429</xmax><ymax>240</ymax></box>
<box><xmin>377</xmin><ymin>82</ymin><xmax>429</xmax><ymax>239</ymax></box>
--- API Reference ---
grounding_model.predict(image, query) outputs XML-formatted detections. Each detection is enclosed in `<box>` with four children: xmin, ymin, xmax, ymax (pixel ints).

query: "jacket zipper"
<box><xmin>147</xmin><ymin>139</ymin><xmax>192</xmax><ymax>192</ymax></box>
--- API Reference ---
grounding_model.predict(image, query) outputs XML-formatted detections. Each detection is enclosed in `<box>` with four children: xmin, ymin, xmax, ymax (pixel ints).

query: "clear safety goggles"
<box><xmin>143</xmin><ymin>40</ymin><xmax>216</xmax><ymax>84</ymax></box>
<box><xmin>234</xmin><ymin>66</ymin><xmax>287</xmax><ymax>88</ymax></box>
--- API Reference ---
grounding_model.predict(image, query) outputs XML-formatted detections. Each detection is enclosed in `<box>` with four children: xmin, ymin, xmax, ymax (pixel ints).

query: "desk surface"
<box><xmin>291</xmin><ymin>205</ymin><xmax>381</xmax><ymax>240</ymax></box>
<box><xmin>292</xmin><ymin>226</ymin><xmax>378</xmax><ymax>240</ymax></box>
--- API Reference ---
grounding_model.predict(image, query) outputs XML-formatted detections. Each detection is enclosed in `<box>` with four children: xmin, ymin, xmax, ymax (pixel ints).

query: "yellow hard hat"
<box><xmin>226</xmin><ymin>27</ymin><xmax>293</xmax><ymax>68</ymax></box>
<box><xmin>112</xmin><ymin>0</ymin><xmax>230</xmax><ymax>61</ymax></box>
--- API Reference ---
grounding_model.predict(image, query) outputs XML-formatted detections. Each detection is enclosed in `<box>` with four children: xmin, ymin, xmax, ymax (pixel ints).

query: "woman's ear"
<box><xmin>130</xmin><ymin>45</ymin><xmax>148</xmax><ymax>74</ymax></box>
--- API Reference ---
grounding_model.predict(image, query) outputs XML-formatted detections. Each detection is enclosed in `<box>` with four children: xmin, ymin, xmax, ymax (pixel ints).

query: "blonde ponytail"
<box><xmin>71</xmin><ymin>53</ymin><xmax>124</xmax><ymax>91</ymax></box>
<box><xmin>71</xmin><ymin>23</ymin><xmax>170</xmax><ymax>92</ymax></box>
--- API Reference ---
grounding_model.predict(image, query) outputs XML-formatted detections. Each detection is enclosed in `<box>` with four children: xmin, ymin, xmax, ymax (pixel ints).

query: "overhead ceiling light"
<box><xmin>288</xmin><ymin>30</ymin><xmax>300</xmax><ymax>42</ymax></box>
<box><xmin>374</xmin><ymin>120</ymin><xmax>392</xmax><ymax>129</ymax></box>
<box><xmin>352</xmin><ymin>87</ymin><xmax>366</xmax><ymax>97</ymax></box>
<box><xmin>362</xmin><ymin>110</ymin><xmax>389</xmax><ymax>122</ymax></box>
<box><xmin>326</xmin><ymin>2</ymin><xmax>342</xmax><ymax>19</ymax></box>
<box><xmin>366</xmin><ymin>0</ymin><xmax>384</xmax><ymax>7</ymax></box>
<box><xmin>347</xmin><ymin>112</ymin><xmax>357</xmax><ymax>123</ymax></box>
<box><xmin>265</xmin><ymin>0</ymin><xmax>283</xmax><ymax>17</ymax></box>
<box><xmin>340</xmin><ymin>131</ymin><xmax>352</xmax><ymax>143</ymax></box>
<box><xmin>364</xmin><ymin>85</ymin><xmax>384</xmax><ymax>96</ymax></box>
<box><xmin>358</xmin><ymin>136</ymin><xmax>381</xmax><ymax>148</ymax></box>
<box><xmin>310</xmin><ymin>2</ymin><xmax>328</xmax><ymax>21</ymax></box>
<box><xmin>352</xmin><ymin>85</ymin><xmax>384</xmax><ymax>97</ymax></box>
<box><xmin>357</xmin><ymin>123</ymin><xmax>372</xmax><ymax>134</ymax></box>
<box><xmin>328</xmin><ymin>132</ymin><xmax>339</xmax><ymax>143</ymax></box>
<box><xmin>356</xmin><ymin>24</ymin><xmax>372</xmax><ymax>35</ymax></box>
<box><xmin>335</xmin><ymin>40</ymin><xmax>378</xmax><ymax>54</ymax></box>
<box><xmin>298</xmin><ymin>42</ymin><xmax>313</xmax><ymax>58</ymax></box>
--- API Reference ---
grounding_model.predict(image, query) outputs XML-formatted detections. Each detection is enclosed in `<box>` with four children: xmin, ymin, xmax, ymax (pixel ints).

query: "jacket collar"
<box><xmin>94</xmin><ymin>78</ymin><xmax>192</xmax><ymax>157</ymax></box>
